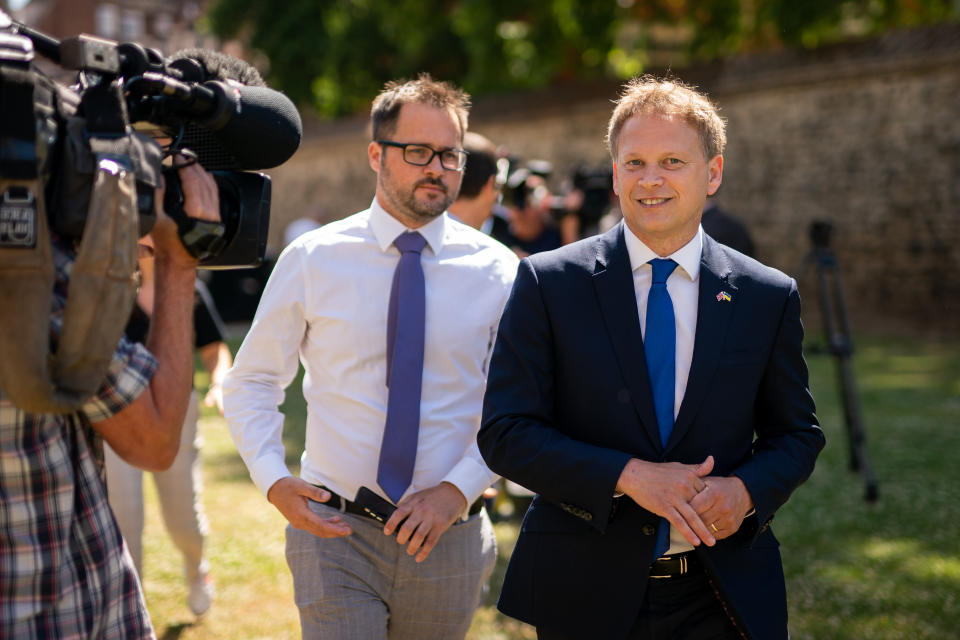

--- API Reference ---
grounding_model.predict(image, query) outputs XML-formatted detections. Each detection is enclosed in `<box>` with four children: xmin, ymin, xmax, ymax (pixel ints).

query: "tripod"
<box><xmin>801</xmin><ymin>222</ymin><xmax>879</xmax><ymax>502</ymax></box>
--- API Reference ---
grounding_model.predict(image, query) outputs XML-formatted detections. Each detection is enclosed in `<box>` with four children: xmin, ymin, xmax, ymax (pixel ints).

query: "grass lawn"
<box><xmin>138</xmin><ymin>334</ymin><xmax>959</xmax><ymax>639</ymax></box>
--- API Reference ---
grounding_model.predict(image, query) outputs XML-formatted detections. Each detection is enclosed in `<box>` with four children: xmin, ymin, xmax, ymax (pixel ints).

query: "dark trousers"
<box><xmin>537</xmin><ymin>568</ymin><xmax>742</xmax><ymax>640</ymax></box>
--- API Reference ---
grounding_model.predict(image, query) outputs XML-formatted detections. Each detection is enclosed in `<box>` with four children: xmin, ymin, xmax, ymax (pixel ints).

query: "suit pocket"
<box><xmin>521</xmin><ymin>500</ymin><xmax>597</xmax><ymax>535</ymax></box>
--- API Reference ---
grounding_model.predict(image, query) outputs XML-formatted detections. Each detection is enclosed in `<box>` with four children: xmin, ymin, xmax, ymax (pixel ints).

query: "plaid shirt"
<box><xmin>0</xmin><ymin>236</ymin><xmax>158</xmax><ymax>639</ymax></box>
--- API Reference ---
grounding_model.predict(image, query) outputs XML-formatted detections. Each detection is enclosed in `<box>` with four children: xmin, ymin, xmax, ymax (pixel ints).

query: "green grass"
<box><xmin>138</xmin><ymin>334</ymin><xmax>959</xmax><ymax>639</ymax></box>
<box><xmin>779</xmin><ymin>336</ymin><xmax>960</xmax><ymax>639</ymax></box>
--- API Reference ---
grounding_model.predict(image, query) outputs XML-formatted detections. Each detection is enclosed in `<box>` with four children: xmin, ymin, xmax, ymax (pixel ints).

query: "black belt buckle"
<box><xmin>649</xmin><ymin>552</ymin><xmax>696</xmax><ymax>579</ymax></box>
<box><xmin>320</xmin><ymin>485</ymin><xmax>483</xmax><ymax>524</ymax></box>
<box><xmin>355</xmin><ymin>486</ymin><xmax>398</xmax><ymax>523</ymax></box>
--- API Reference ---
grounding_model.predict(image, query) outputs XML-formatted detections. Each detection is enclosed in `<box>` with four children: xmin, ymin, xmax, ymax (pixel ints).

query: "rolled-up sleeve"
<box><xmin>81</xmin><ymin>338</ymin><xmax>157</xmax><ymax>423</ymax></box>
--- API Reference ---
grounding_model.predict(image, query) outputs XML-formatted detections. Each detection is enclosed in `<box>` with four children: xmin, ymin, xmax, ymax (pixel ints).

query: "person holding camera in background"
<box><xmin>100</xmin><ymin>48</ymin><xmax>271</xmax><ymax>622</ymax></box>
<box><xmin>0</xmin><ymin>6</ymin><xmax>301</xmax><ymax>633</ymax></box>
<box><xmin>0</xmin><ymin>155</ymin><xmax>219</xmax><ymax>639</ymax></box>
<box><xmin>499</xmin><ymin>164</ymin><xmax>563</xmax><ymax>257</ymax></box>
<box><xmin>224</xmin><ymin>74</ymin><xmax>518</xmax><ymax>639</ymax></box>
<box><xmin>103</xmin><ymin>229</ymin><xmax>232</xmax><ymax>618</ymax></box>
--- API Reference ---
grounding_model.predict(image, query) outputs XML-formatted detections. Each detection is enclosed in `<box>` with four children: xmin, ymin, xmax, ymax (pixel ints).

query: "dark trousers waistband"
<box><xmin>319</xmin><ymin>487</ymin><xmax>482</xmax><ymax>523</ymax></box>
<box><xmin>649</xmin><ymin>552</ymin><xmax>703</xmax><ymax>579</ymax></box>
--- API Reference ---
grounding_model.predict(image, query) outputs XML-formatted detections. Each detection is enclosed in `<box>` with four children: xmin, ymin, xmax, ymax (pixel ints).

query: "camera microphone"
<box><xmin>136</xmin><ymin>72</ymin><xmax>302</xmax><ymax>171</ymax></box>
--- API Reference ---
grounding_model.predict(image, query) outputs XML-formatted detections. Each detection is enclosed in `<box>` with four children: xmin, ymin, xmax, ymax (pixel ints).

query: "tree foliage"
<box><xmin>205</xmin><ymin>0</ymin><xmax>957</xmax><ymax>117</ymax></box>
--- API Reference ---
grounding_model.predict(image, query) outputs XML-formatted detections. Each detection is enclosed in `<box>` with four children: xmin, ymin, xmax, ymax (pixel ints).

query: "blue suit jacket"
<box><xmin>478</xmin><ymin>224</ymin><xmax>824</xmax><ymax>639</ymax></box>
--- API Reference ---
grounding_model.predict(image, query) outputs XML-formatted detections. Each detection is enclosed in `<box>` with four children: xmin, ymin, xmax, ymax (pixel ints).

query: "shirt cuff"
<box><xmin>442</xmin><ymin>457</ymin><xmax>497</xmax><ymax>520</ymax></box>
<box><xmin>248</xmin><ymin>455</ymin><xmax>293</xmax><ymax>498</ymax></box>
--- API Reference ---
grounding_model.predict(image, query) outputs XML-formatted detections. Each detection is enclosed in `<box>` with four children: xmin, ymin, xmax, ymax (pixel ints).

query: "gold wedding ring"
<box><xmin>710</xmin><ymin>522</ymin><xmax>719</xmax><ymax>533</ymax></box>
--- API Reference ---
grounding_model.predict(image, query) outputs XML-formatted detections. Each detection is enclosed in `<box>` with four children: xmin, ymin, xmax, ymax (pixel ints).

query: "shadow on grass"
<box><xmin>158</xmin><ymin>622</ymin><xmax>195</xmax><ymax>640</ymax></box>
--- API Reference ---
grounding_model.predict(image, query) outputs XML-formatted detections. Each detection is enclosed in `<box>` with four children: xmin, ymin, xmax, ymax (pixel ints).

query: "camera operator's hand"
<box><xmin>151</xmin><ymin>156</ymin><xmax>220</xmax><ymax>269</ymax></box>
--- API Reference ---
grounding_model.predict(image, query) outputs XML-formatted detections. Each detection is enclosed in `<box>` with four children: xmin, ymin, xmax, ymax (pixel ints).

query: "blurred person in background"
<box><xmin>448</xmin><ymin>131</ymin><xmax>512</xmax><ymax>246</ymax></box>
<box><xmin>105</xmin><ymin>232</ymin><xmax>232</xmax><ymax>618</ymax></box>
<box><xmin>283</xmin><ymin>203</ymin><xmax>325</xmax><ymax>246</ymax></box>
<box><xmin>500</xmin><ymin>163</ymin><xmax>563</xmax><ymax>257</ymax></box>
<box><xmin>701</xmin><ymin>198</ymin><xmax>756</xmax><ymax>258</ymax></box>
<box><xmin>557</xmin><ymin>165</ymin><xmax>618</xmax><ymax>244</ymax></box>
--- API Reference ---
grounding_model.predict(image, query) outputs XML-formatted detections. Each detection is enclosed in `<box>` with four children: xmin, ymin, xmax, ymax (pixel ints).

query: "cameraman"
<box><xmin>0</xmin><ymin>159</ymin><xmax>219</xmax><ymax>638</ymax></box>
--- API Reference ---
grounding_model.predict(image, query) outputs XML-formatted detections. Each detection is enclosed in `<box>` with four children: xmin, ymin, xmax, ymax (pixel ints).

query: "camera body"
<box><xmin>0</xmin><ymin>13</ymin><xmax>302</xmax><ymax>413</ymax></box>
<box><xmin>0</xmin><ymin>21</ymin><xmax>299</xmax><ymax>269</ymax></box>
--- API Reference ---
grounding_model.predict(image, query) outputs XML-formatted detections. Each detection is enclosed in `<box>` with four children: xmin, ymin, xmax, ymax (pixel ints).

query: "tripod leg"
<box><xmin>838</xmin><ymin>354</ymin><xmax>879</xmax><ymax>502</ymax></box>
<box><xmin>829</xmin><ymin>261</ymin><xmax>880</xmax><ymax>502</ymax></box>
<box><xmin>813</xmin><ymin>250</ymin><xmax>880</xmax><ymax>503</ymax></box>
<box><xmin>816</xmin><ymin>260</ymin><xmax>860</xmax><ymax>471</ymax></box>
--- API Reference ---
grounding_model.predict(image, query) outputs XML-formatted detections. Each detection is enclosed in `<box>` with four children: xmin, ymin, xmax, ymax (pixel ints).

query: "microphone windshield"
<box><xmin>179</xmin><ymin>83</ymin><xmax>302</xmax><ymax>171</ymax></box>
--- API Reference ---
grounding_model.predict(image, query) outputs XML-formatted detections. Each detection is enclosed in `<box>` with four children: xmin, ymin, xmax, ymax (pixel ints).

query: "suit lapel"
<box><xmin>592</xmin><ymin>224</ymin><xmax>662</xmax><ymax>452</ymax></box>
<box><xmin>667</xmin><ymin>236</ymin><xmax>737</xmax><ymax>452</ymax></box>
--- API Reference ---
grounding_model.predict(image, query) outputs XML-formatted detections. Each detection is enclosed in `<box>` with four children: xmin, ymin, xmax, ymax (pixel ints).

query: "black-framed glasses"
<box><xmin>376</xmin><ymin>140</ymin><xmax>469</xmax><ymax>171</ymax></box>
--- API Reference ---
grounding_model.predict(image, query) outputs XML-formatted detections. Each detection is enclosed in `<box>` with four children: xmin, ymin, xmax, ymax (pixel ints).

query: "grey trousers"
<box><xmin>285</xmin><ymin>499</ymin><xmax>497</xmax><ymax>640</ymax></box>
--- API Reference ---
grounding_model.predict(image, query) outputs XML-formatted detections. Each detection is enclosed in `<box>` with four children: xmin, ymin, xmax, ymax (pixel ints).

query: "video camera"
<box><xmin>0</xmin><ymin>12</ymin><xmax>301</xmax><ymax>414</ymax></box>
<box><xmin>0</xmin><ymin>14</ymin><xmax>302</xmax><ymax>268</ymax></box>
<box><xmin>570</xmin><ymin>165</ymin><xmax>613</xmax><ymax>227</ymax></box>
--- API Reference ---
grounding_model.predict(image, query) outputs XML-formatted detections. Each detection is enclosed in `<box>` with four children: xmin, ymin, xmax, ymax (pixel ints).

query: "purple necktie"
<box><xmin>377</xmin><ymin>231</ymin><xmax>427</xmax><ymax>503</ymax></box>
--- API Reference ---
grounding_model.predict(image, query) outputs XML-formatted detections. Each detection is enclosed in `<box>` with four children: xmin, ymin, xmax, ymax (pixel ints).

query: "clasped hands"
<box><xmin>268</xmin><ymin>477</ymin><xmax>466</xmax><ymax>563</ymax></box>
<box><xmin>616</xmin><ymin>455</ymin><xmax>754</xmax><ymax>547</ymax></box>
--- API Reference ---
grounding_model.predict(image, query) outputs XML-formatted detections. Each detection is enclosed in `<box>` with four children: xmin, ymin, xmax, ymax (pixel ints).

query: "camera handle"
<box><xmin>161</xmin><ymin>165</ymin><xmax>228</xmax><ymax>262</ymax></box>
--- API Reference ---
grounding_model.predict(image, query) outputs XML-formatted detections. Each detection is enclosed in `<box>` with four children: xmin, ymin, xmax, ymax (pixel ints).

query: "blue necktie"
<box><xmin>377</xmin><ymin>231</ymin><xmax>427</xmax><ymax>503</ymax></box>
<box><xmin>645</xmin><ymin>257</ymin><xmax>678</xmax><ymax>560</ymax></box>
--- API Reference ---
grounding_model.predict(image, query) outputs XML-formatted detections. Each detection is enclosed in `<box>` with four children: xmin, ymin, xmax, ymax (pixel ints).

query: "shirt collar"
<box><xmin>369</xmin><ymin>197</ymin><xmax>447</xmax><ymax>256</ymax></box>
<box><xmin>623</xmin><ymin>223</ymin><xmax>703</xmax><ymax>282</ymax></box>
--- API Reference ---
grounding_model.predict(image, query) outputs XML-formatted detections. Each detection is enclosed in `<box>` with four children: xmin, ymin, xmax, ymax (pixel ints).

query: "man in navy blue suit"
<box><xmin>478</xmin><ymin>76</ymin><xmax>825</xmax><ymax>639</ymax></box>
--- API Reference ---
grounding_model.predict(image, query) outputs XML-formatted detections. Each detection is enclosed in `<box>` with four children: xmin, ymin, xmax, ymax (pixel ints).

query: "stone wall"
<box><xmin>265</xmin><ymin>24</ymin><xmax>960</xmax><ymax>335</ymax></box>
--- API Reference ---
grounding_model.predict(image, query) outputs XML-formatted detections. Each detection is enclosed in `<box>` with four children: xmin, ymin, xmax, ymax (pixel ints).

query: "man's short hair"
<box><xmin>457</xmin><ymin>132</ymin><xmax>498</xmax><ymax>199</ymax></box>
<box><xmin>370</xmin><ymin>73</ymin><xmax>470</xmax><ymax>142</ymax></box>
<box><xmin>606</xmin><ymin>75</ymin><xmax>726</xmax><ymax>161</ymax></box>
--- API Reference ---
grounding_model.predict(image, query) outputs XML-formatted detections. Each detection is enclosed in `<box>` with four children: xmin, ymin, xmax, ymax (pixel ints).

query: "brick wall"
<box><xmin>267</xmin><ymin>24</ymin><xmax>960</xmax><ymax>335</ymax></box>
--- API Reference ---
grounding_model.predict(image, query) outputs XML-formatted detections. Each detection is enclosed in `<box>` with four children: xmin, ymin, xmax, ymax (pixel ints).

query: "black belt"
<box><xmin>320</xmin><ymin>487</ymin><xmax>483</xmax><ymax>524</ymax></box>
<box><xmin>649</xmin><ymin>552</ymin><xmax>702</xmax><ymax>579</ymax></box>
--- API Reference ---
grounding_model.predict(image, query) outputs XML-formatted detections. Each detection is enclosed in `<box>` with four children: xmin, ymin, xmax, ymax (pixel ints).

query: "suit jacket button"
<box><xmin>583</xmin><ymin>513</ymin><xmax>593</xmax><ymax>521</ymax></box>
<box><xmin>642</xmin><ymin>525</ymin><xmax>656</xmax><ymax>536</ymax></box>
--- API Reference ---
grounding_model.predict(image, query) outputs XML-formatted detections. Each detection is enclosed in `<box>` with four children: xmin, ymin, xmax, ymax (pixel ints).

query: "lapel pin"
<box><xmin>716</xmin><ymin>291</ymin><xmax>732</xmax><ymax>302</ymax></box>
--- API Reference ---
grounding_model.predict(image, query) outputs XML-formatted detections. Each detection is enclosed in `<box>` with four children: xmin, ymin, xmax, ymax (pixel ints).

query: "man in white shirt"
<box><xmin>223</xmin><ymin>74</ymin><xmax>518</xmax><ymax>640</ymax></box>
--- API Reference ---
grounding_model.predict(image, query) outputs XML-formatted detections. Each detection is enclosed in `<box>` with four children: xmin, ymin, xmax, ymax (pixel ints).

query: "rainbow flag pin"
<box><xmin>716</xmin><ymin>291</ymin><xmax>732</xmax><ymax>302</ymax></box>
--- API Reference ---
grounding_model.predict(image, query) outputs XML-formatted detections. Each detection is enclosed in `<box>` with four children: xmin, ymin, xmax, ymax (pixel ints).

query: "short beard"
<box><xmin>379</xmin><ymin>161</ymin><xmax>456</xmax><ymax>224</ymax></box>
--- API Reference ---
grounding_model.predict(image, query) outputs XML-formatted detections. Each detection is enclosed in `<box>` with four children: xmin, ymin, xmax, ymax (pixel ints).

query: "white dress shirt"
<box><xmin>623</xmin><ymin>224</ymin><xmax>703</xmax><ymax>554</ymax></box>
<box><xmin>223</xmin><ymin>199</ymin><xmax>519</xmax><ymax>513</ymax></box>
